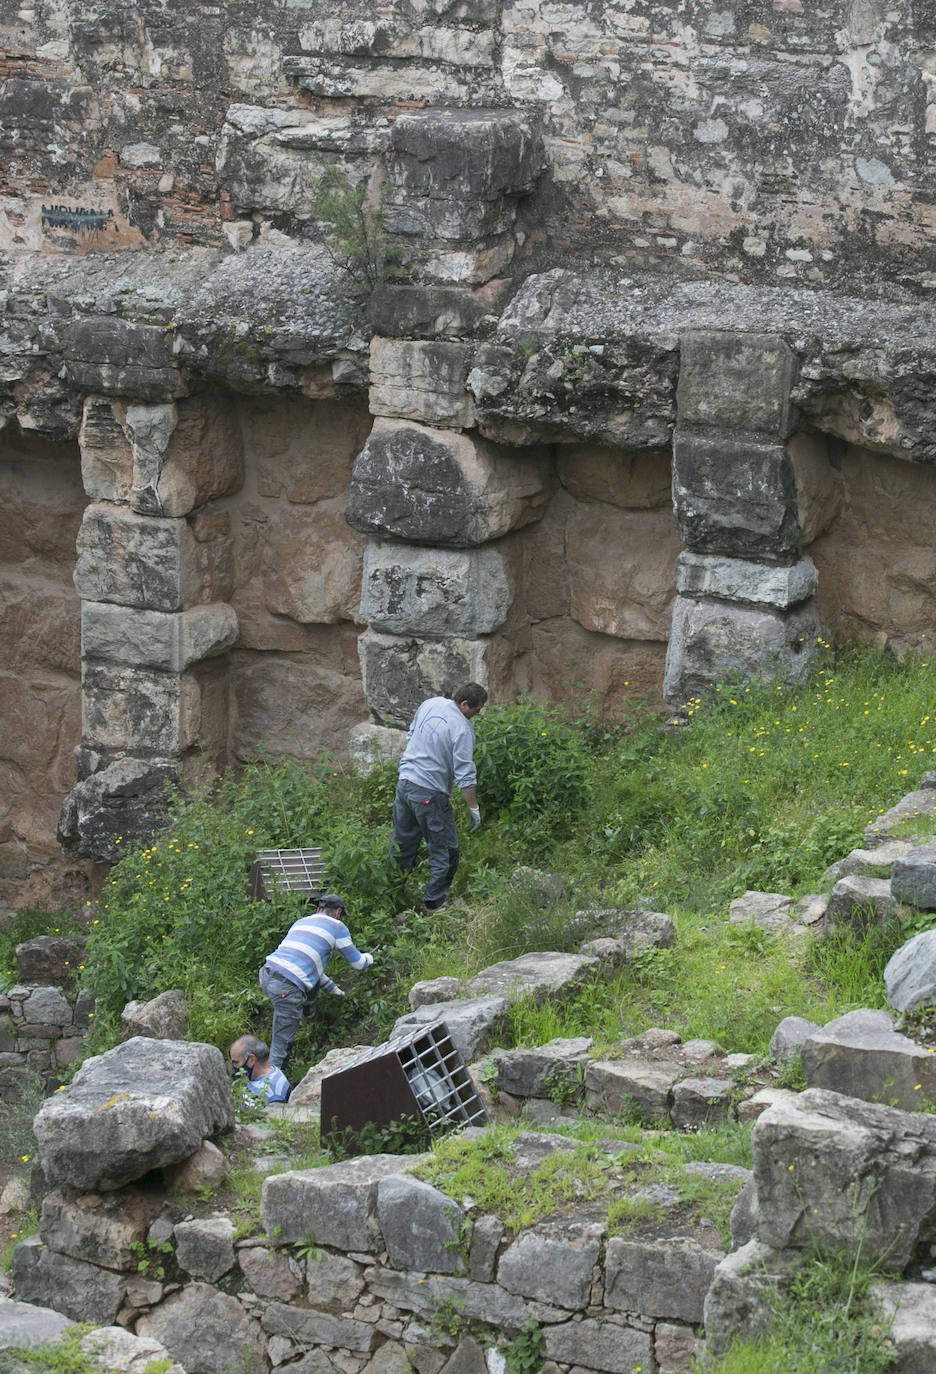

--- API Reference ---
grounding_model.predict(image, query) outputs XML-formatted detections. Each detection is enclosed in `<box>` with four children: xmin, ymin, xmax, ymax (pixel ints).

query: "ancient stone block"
<box><xmin>40</xmin><ymin>1187</ymin><xmax>163</xmax><ymax>1271</ymax></box>
<box><xmin>674</xmin><ymin>551</ymin><xmax>818</xmax><ymax>608</ymax></box>
<box><xmin>702</xmin><ymin>1240</ymin><xmax>803</xmax><ymax>1362</ymax></box>
<box><xmin>369</xmin><ymin>338</ymin><xmax>474</xmax><ymax>428</ymax></box>
<box><xmin>230</xmin><ymin>648</ymin><xmax>367</xmax><ymax>761</ymax></box>
<box><xmin>32</xmin><ymin>1036</ymin><xmax>234</xmax><ymax>1191</ymax></box>
<box><xmin>606</xmin><ymin>1236</ymin><xmax>723</xmax><ymax>1323</ymax></box>
<box><xmin>21</xmin><ymin>987</ymin><xmax>71</xmax><ymax>1025</ymax></box>
<box><xmin>11</xmin><ymin>1241</ymin><xmax>129</xmax><ymax>1325</ymax></box>
<box><xmin>261</xmin><ymin>1301</ymin><xmax>376</xmax><ymax>1354</ymax></box>
<box><xmin>654</xmin><ymin>1322</ymin><xmax>697</xmax><ymax>1374</ymax></box>
<box><xmin>81</xmin><ymin>601</ymin><xmax>238</xmax><ymax>671</ymax></box>
<box><xmin>80</xmin><ymin>1329</ymin><xmax>182</xmax><ymax>1374</ymax></box>
<box><xmin>61</xmin><ymin>318</ymin><xmax>185</xmax><ymax>403</ymax></box>
<box><xmin>891</xmin><ymin>842</ymin><xmax>936</xmax><ymax>911</ymax></box>
<box><xmin>128</xmin><ymin>394</ymin><xmax>245</xmax><ymax>518</ymax></box>
<box><xmin>120</xmin><ymin>988</ymin><xmax>188</xmax><ymax>1041</ymax></box>
<box><xmin>258</xmin><ymin>502</ymin><xmax>365</xmax><ymax>625</ymax></box>
<box><xmin>566</xmin><ymin>503</ymin><xmax>679</xmax><ymax>641</ymax></box>
<box><xmin>753</xmin><ymin>1088</ymin><xmax>936</xmax><ymax>1269</ymax></box>
<box><xmin>346</xmin><ymin>419</ymin><xmax>549</xmax><ymax>547</ymax></box>
<box><xmin>677</xmin><ymin>333</ymin><xmax>797</xmax><ymax>438</ymax></box>
<box><xmin>871</xmin><ymin>1281</ymin><xmax>936</xmax><ymax>1374</ymax></box>
<box><xmin>799</xmin><ymin>1008</ymin><xmax>936</xmax><ymax>1110</ymax></box>
<box><xmin>390</xmin><ymin>997</ymin><xmax>507</xmax><ymax>1063</ymax></box>
<box><xmin>357</xmin><ymin>629</ymin><xmax>489</xmax><ymax>728</ymax></box>
<box><xmin>543</xmin><ymin>1317</ymin><xmax>652</xmax><ymax>1374</ymax></box>
<box><xmin>670</xmin><ymin>1077</ymin><xmax>733</xmax><ymax>1129</ymax></box>
<box><xmin>14</xmin><ymin>935</ymin><xmax>86</xmax><ymax>987</ymax></box>
<box><xmin>237</xmin><ymin>1245</ymin><xmax>304</xmax><ymax>1302</ymax></box>
<box><xmin>363</xmin><ymin>1268</ymin><xmax>545</xmax><ymax>1329</ymax></box>
<box><xmin>173</xmin><ymin>1216</ymin><xmax>236</xmax><ymax>1282</ymax></box>
<box><xmin>823</xmin><ymin>875</ymin><xmax>901</xmax><ymax>931</ymax></box>
<box><xmin>137</xmin><ymin>1283</ymin><xmax>267</xmax><ymax>1374</ymax></box>
<box><xmin>461</xmin><ymin>952</ymin><xmax>598</xmax><ymax>1005</ymax></box>
<box><xmin>79</xmin><ymin>397</ymin><xmax>133</xmax><ymax>502</ymax></box>
<box><xmin>672</xmin><ymin>433</ymin><xmax>801</xmax><ymax>558</ymax></box>
<box><xmin>377</xmin><ymin>1175</ymin><xmax>467</xmax><ymax>1275</ymax></box>
<box><xmin>662</xmin><ymin>596</ymin><xmax>821</xmax><ymax>710</ymax></box>
<box><xmin>261</xmin><ymin>1156</ymin><xmax>418</xmax><ymax>1251</ymax></box>
<box><xmin>0</xmin><ymin>1292</ymin><xmax>74</xmax><ymax>1351</ymax></box>
<box><xmin>585</xmin><ymin>1059</ymin><xmax>680</xmax><ymax>1121</ymax></box>
<box><xmin>885</xmin><ymin>929</ymin><xmax>936</xmax><ymax>1012</ymax></box>
<box><xmin>305</xmin><ymin>1249</ymin><xmax>365</xmax><ymax>1312</ymax></box>
<box><xmin>768</xmin><ymin>1016</ymin><xmax>820</xmax><ymax>1065</ymax></box>
<box><xmin>497</xmin><ymin>1220</ymin><xmax>602</xmax><ymax>1309</ymax></box>
<box><xmin>368</xmin><ymin>284</ymin><xmax>497</xmax><ymax>340</ymax></box>
<box><xmin>80</xmin><ymin>663</ymin><xmax>201</xmax><ymax>754</ymax></box>
<box><xmin>492</xmin><ymin>1038</ymin><xmax>592</xmax><ymax>1100</ymax></box>
<box><xmin>349</xmin><ymin>722</ymin><xmax>407</xmax><ymax>774</ymax></box>
<box><xmin>361</xmin><ymin>541</ymin><xmax>511</xmax><ymax>638</ymax></box>
<box><xmin>57</xmin><ymin>756</ymin><xmax>179</xmax><ymax>863</ymax></box>
<box><xmin>385</xmin><ymin>109</ymin><xmax>545</xmax><ymax>241</ymax></box>
<box><xmin>74</xmin><ymin>504</ymin><xmax>201</xmax><ymax>613</ymax></box>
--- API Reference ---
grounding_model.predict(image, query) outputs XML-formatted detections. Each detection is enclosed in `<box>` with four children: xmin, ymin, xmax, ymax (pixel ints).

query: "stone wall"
<box><xmin>4</xmin><ymin>0</ymin><xmax>936</xmax><ymax>897</ymax></box>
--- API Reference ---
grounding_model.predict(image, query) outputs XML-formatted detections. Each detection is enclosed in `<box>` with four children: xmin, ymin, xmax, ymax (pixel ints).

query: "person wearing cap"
<box><xmin>259</xmin><ymin>894</ymin><xmax>374</xmax><ymax>1069</ymax></box>
<box><xmin>390</xmin><ymin>682</ymin><xmax>487</xmax><ymax>912</ymax></box>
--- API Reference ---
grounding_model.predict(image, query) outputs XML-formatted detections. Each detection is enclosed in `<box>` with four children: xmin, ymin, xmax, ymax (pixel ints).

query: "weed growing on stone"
<box><xmin>499</xmin><ymin>1321</ymin><xmax>545</xmax><ymax>1374</ymax></box>
<box><xmin>1</xmin><ymin>1326</ymin><xmax>108</xmax><ymax>1374</ymax></box>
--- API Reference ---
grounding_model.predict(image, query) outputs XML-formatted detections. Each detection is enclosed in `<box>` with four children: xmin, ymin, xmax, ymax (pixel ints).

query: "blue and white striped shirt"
<box><xmin>246</xmin><ymin>1065</ymin><xmax>291</xmax><ymax>1103</ymax></box>
<box><xmin>264</xmin><ymin>913</ymin><xmax>373</xmax><ymax>993</ymax></box>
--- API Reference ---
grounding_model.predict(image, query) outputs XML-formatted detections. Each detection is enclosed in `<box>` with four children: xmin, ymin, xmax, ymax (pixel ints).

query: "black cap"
<box><xmin>318</xmin><ymin>893</ymin><xmax>347</xmax><ymax>913</ymax></box>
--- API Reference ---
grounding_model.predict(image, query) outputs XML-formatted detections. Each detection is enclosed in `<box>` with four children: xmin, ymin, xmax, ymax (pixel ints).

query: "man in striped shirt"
<box><xmin>259</xmin><ymin>894</ymin><xmax>374</xmax><ymax>1069</ymax></box>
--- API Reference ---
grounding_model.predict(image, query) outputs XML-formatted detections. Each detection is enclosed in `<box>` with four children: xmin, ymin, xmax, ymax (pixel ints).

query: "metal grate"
<box><xmin>247</xmin><ymin>847</ymin><xmax>327</xmax><ymax>901</ymax></box>
<box><xmin>320</xmin><ymin>1021</ymin><xmax>488</xmax><ymax>1151</ymax></box>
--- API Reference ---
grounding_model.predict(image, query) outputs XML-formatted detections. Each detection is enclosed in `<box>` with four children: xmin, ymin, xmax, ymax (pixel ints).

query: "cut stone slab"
<box><xmin>675</xmin><ymin>550</ymin><xmax>817</xmax><ymax>608</ymax></box>
<box><xmin>606</xmin><ymin>1235</ymin><xmax>724</xmax><ymax>1323</ymax></box>
<box><xmin>728</xmin><ymin>890</ymin><xmax>794</xmax><ymax>931</ymax></box>
<box><xmin>492</xmin><ymin>1037</ymin><xmax>592</xmax><ymax>1099</ymax></box>
<box><xmin>57</xmin><ymin>756</ymin><xmax>179</xmax><ymax>864</ymax></box>
<box><xmin>737</xmin><ymin>1087</ymin><xmax>800</xmax><ymax>1124</ymax></box>
<box><xmin>823</xmin><ymin>875</ymin><xmax>902</xmax><ymax>931</ymax></box>
<box><xmin>173</xmin><ymin>1215</ymin><xmax>236</xmax><ymax>1282</ymax></box>
<box><xmin>702</xmin><ymin>1239</ymin><xmax>804</xmax><ymax>1362</ymax></box>
<box><xmin>377</xmin><ymin>1175</ymin><xmax>466</xmax><ymax>1275</ymax></box>
<box><xmin>585</xmin><ymin>1059</ymin><xmax>681</xmax><ymax>1121</ymax></box>
<box><xmin>360</xmin><ymin>540</ymin><xmax>511</xmax><ymax>637</ymax></box>
<box><xmin>885</xmin><ymin>929</ymin><xmax>936</xmax><ymax>1012</ymax></box>
<box><xmin>81</xmin><ymin>601</ymin><xmax>238</xmax><ymax>672</ymax></box>
<box><xmin>73</xmin><ymin>503</ymin><xmax>201</xmax><ymax>612</ymax></box>
<box><xmin>0</xmin><ymin>1294</ymin><xmax>73</xmax><ymax>1349</ymax></box>
<box><xmin>369</xmin><ymin>338</ymin><xmax>475</xmax><ymax>428</ymax></box>
<box><xmin>799</xmin><ymin>1007</ymin><xmax>936</xmax><ymax>1110</ymax></box>
<box><xmin>80</xmin><ymin>1326</ymin><xmax>185</xmax><ymax>1374</ymax></box>
<box><xmin>462</xmin><ymin>951</ymin><xmax>599</xmax><ymax>1004</ymax></box>
<box><xmin>871</xmin><ymin>1281</ymin><xmax>936</xmax><ymax>1374</ymax></box>
<box><xmin>496</xmin><ymin>1219</ymin><xmax>604</xmax><ymax>1310</ymax></box>
<box><xmin>346</xmin><ymin>418</ymin><xmax>549</xmax><ymax>547</ymax></box>
<box><xmin>358</xmin><ymin>629</ymin><xmax>490</xmax><ymax>730</ymax></box>
<box><xmin>676</xmin><ymin>332</ymin><xmax>798</xmax><ymax>438</ymax></box>
<box><xmin>752</xmin><ymin>1087</ymin><xmax>936</xmax><ymax>1269</ymax></box>
<box><xmin>261</xmin><ymin>1155</ymin><xmax>422</xmax><ymax>1251</ymax></box>
<box><xmin>769</xmin><ymin>1015</ymin><xmax>820</xmax><ymax>1064</ymax></box>
<box><xmin>39</xmin><ymin>1186</ymin><xmax>164</xmax><ymax>1271</ymax></box>
<box><xmin>137</xmin><ymin>1281</ymin><xmax>267</xmax><ymax>1374</ymax></box>
<box><xmin>390</xmin><ymin>997</ymin><xmax>507</xmax><ymax>1062</ymax></box>
<box><xmin>672</xmin><ymin>432</ymin><xmax>800</xmax><ymax>559</ymax></box>
<box><xmin>32</xmin><ymin>1036</ymin><xmax>234</xmax><ymax>1191</ymax></box>
<box><xmin>864</xmin><ymin>789</ymin><xmax>936</xmax><ymax>847</ymax></box>
<box><xmin>11</xmin><ymin>1240</ymin><xmax>129</xmax><ymax>1325</ymax></box>
<box><xmin>891</xmin><ymin>842</ymin><xmax>936</xmax><ymax>911</ymax></box>
<box><xmin>839</xmin><ymin>840</ymin><xmax>914</xmax><ymax>877</ymax></box>
<box><xmin>671</xmin><ymin>1076</ymin><xmax>733</xmax><ymax>1128</ymax></box>
<box><xmin>543</xmin><ymin>1316</ymin><xmax>652</xmax><ymax>1374</ymax></box>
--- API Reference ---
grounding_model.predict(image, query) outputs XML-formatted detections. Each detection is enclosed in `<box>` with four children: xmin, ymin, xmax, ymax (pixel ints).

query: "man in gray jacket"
<box><xmin>390</xmin><ymin>683</ymin><xmax>487</xmax><ymax>911</ymax></box>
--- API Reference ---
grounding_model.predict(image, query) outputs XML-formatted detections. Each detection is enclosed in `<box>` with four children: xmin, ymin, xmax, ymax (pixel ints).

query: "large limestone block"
<box><xmin>39</xmin><ymin>1187</ymin><xmax>163</xmax><ymax>1270</ymax></box>
<box><xmin>662</xmin><ymin>595</ymin><xmax>821</xmax><ymax>709</ymax></box>
<box><xmin>247</xmin><ymin>394</ymin><xmax>372</xmax><ymax>504</ymax></box>
<box><xmin>370</xmin><ymin>338</ymin><xmax>474</xmax><ymax>428</ymax></box>
<box><xmin>82</xmin><ymin>601</ymin><xmax>238</xmax><ymax>671</ymax></box>
<box><xmin>129</xmin><ymin>394</ymin><xmax>245</xmax><ymax>518</ymax></box>
<box><xmin>11</xmin><ymin>1240</ymin><xmax>129</xmax><ymax>1325</ymax></box>
<box><xmin>62</xmin><ymin>318</ymin><xmax>185</xmax><ymax>402</ymax></box>
<box><xmin>0</xmin><ymin>1293</ymin><xmax>73</xmax><ymax>1350</ymax></box>
<box><xmin>32</xmin><ymin>1036</ymin><xmax>234</xmax><ymax>1191</ymax></box>
<box><xmin>79</xmin><ymin>397</ymin><xmax>133</xmax><ymax>502</ymax></box>
<box><xmin>363</xmin><ymin>1267</ymin><xmax>552</xmax><ymax>1328</ymax></box>
<box><xmin>585</xmin><ymin>1058</ymin><xmax>680</xmax><ymax>1121</ymax></box>
<box><xmin>57</xmin><ymin>756</ymin><xmax>179</xmax><ymax>862</ymax></box>
<box><xmin>752</xmin><ymin>1087</ymin><xmax>936</xmax><ymax>1269</ymax></box>
<box><xmin>673</xmin><ymin>432</ymin><xmax>801</xmax><ymax>559</ymax></box>
<box><xmin>0</xmin><ymin>573</ymin><xmax>81</xmax><ymax>675</ymax></box>
<box><xmin>823</xmin><ymin>874</ymin><xmax>901</xmax><ymax>931</ymax></box>
<box><xmin>557</xmin><ymin>444</ymin><xmax>672</xmax><ymax>509</ymax></box>
<box><xmin>346</xmin><ymin>419</ymin><xmax>549</xmax><ymax>547</ymax></box>
<box><xmin>390</xmin><ymin>996</ymin><xmax>507</xmax><ymax>1063</ymax></box>
<box><xmin>261</xmin><ymin>1302</ymin><xmax>376</xmax><ymax>1355</ymax></box>
<box><xmin>261</xmin><ymin>1155</ymin><xmax>421</xmax><ymax>1250</ymax></box>
<box><xmin>885</xmin><ymin>929</ymin><xmax>936</xmax><ymax>1012</ymax></box>
<box><xmin>675</xmin><ymin>551</ymin><xmax>818</xmax><ymax>608</ymax></box>
<box><xmin>386</xmin><ymin>109</ymin><xmax>545</xmax><ymax>241</ymax></box>
<box><xmin>799</xmin><ymin>1008</ymin><xmax>936</xmax><ymax>1109</ymax></box>
<box><xmin>566</xmin><ymin>503</ymin><xmax>679</xmax><ymax>641</ymax></box>
<box><xmin>80</xmin><ymin>662</ymin><xmax>201</xmax><ymax>754</ymax></box>
<box><xmin>74</xmin><ymin>504</ymin><xmax>201</xmax><ymax>612</ymax></box>
<box><xmin>358</xmin><ymin>629</ymin><xmax>489</xmax><ymax>728</ymax></box>
<box><xmin>891</xmin><ymin>841</ymin><xmax>936</xmax><ymax>910</ymax></box>
<box><xmin>543</xmin><ymin>1317</ymin><xmax>652</xmax><ymax>1374</ymax></box>
<box><xmin>677</xmin><ymin>333</ymin><xmax>797</xmax><ymax>439</ymax></box>
<box><xmin>79</xmin><ymin>1327</ymin><xmax>184</xmax><ymax>1374</ymax></box>
<box><xmin>137</xmin><ymin>1282</ymin><xmax>267</xmax><ymax>1374</ymax></box>
<box><xmin>174</xmin><ymin>1216</ymin><xmax>236</xmax><ymax>1282</ymax></box>
<box><xmin>361</xmin><ymin>541</ymin><xmax>511</xmax><ymax>637</ymax></box>
<box><xmin>461</xmin><ymin>951</ymin><xmax>599</xmax><ymax>1005</ymax></box>
<box><xmin>230</xmin><ymin>648</ymin><xmax>367</xmax><ymax>761</ymax></box>
<box><xmin>377</xmin><ymin>1174</ymin><xmax>467</xmax><ymax>1275</ymax></box>
<box><xmin>702</xmin><ymin>1240</ymin><xmax>803</xmax><ymax>1362</ymax></box>
<box><xmin>871</xmin><ymin>1281</ymin><xmax>936</xmax><ymax>1374</ymax></box>
<box><xmin>605</xmin><ymin>1235</ymin><xmax>723</xmax><ymax>1323</ymax></box>
<box><xmin>492</xmin><ymin>1038</ymin><xmax>592</xmax><ymax>1099</ymax></box>
<box><xmin>349</xmin><ymin>721</ymin><xmax>407</xmax><ymax>774</ymax></box>
<box><xmin>497</xmin><ymin>1220</ymin><xmax>603</xmax><ymax>1309</ymax></box>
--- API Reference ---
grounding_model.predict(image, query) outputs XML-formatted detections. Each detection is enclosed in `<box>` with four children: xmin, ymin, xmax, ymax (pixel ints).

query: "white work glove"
<box><xmin>468</xmin><ymin>806</ymin><xmax>481</xmax><ymax>832</ymax></box>
<box><xmin>360</xmin><ymin>952</ymin><xmax>374</xmax><ymax>968</ymax></box>
<box><xmin>330</xmin><ymin>986</ymin><xmax>346</xmax><ymax>997</ymax></box>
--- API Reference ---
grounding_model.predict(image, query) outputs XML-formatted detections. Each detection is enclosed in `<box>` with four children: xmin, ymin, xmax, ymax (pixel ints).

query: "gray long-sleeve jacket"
<box><xmin>397</xmin><ymin>696</ymin><xmax>477</xmax><ymax>793</ymax></box>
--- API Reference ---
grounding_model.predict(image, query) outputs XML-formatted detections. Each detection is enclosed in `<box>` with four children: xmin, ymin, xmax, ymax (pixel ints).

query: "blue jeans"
<box><xmin>259</xmin><ymin>965</ymin><xmax>318</xmax><ymax>1069</ymax></box>
<box><xmin>390</xmin><ymin>780</ymin><xmax>459</xmax><ymax>908</ymax></box>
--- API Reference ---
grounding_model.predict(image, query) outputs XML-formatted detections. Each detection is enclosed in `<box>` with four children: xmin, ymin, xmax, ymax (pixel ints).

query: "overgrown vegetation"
<box><xmin>313</xmin><ymin>166</ymin><xmax>405</xmax><ymax>294</ymax></box>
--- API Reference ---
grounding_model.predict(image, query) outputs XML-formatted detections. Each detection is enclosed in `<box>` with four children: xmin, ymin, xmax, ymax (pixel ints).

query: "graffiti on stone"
<box><xmin>41</xmin><ymin>204</ymin><xmax>116</xmax><ymax>235</ymax></box>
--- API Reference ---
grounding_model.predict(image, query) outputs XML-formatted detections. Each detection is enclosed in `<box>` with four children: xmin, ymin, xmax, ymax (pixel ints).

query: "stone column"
<box><xmin>58</xmin><ymin>387</ymin><xmax>242</xmax><ymax>862</ymax></box>
<box><xmin>346</xmin><ymin>109</ymin><xmax>550</xmax><ymax>748</ymax></box>
<box><xmin>662</xmin><ymin>332</ymin><xmax>823</xmax><ymax>711</ymax></box>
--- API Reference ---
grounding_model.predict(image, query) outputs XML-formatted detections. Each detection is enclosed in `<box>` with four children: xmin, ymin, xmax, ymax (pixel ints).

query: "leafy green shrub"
<box><xmin>474</xmin><ymin>698</ymin><xmax>592</xmax><ymax>827</ymax></box>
